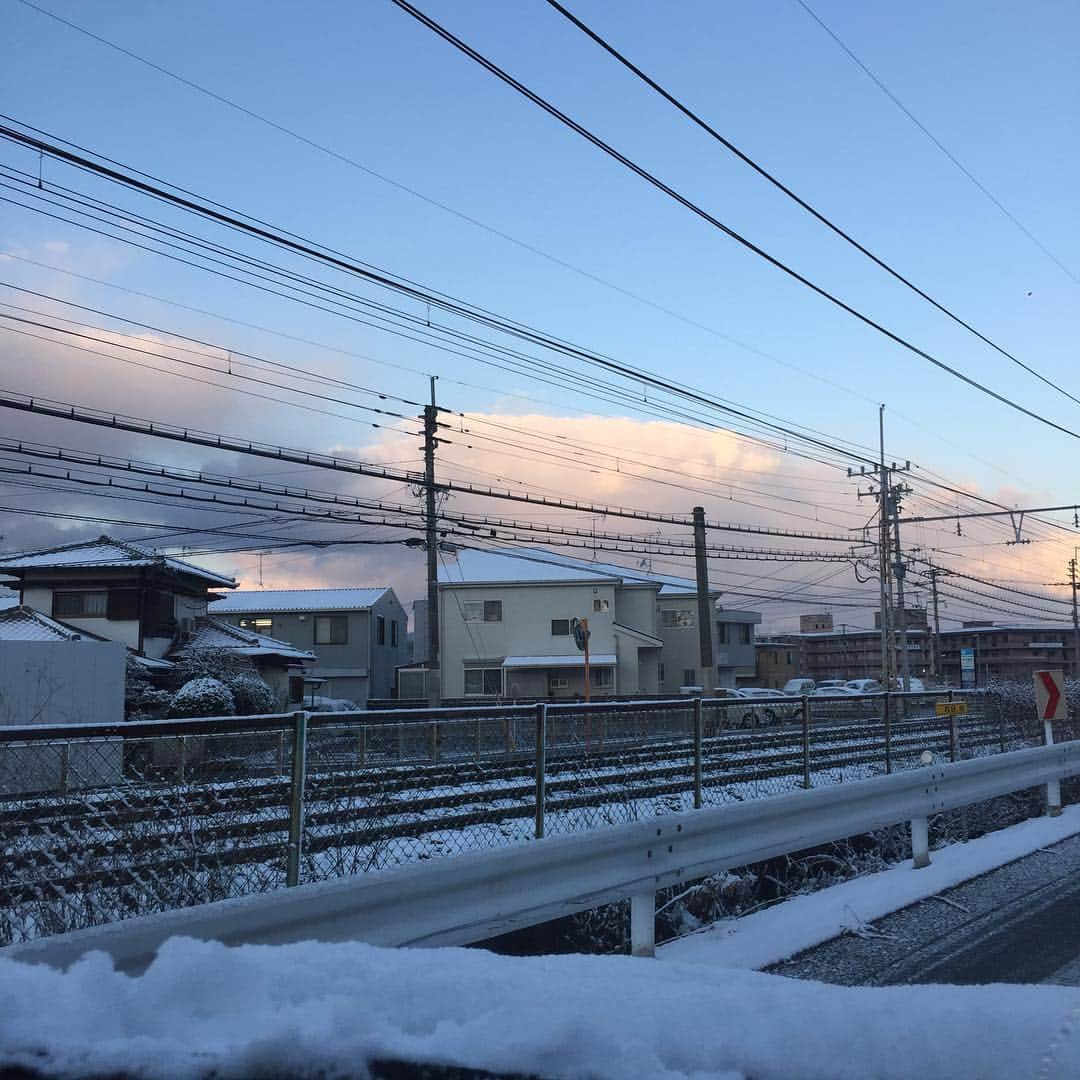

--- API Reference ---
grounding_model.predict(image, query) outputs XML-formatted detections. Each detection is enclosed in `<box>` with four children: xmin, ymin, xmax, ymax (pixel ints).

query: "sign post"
<box><xmin>571</xmin><ymin>617</ymin><xmax>592</xmax><ymax>751</ymax></box>
<box><xmin>1034</xmin><ymin>669</ymin><xmax>1066</xmax><ymax>816</ymax></box>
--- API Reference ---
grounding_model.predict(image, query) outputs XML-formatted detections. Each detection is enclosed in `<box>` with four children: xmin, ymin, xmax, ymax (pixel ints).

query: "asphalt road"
<box><xmin>768</xmin><ymin>829</ymin><xmax>1080</xmax><ymax>987</ymax></box>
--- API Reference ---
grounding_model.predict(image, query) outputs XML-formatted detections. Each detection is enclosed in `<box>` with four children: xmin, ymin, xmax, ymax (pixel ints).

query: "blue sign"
<box><xmin>960</xmin><ymin>647</ymin><xmax>976</xmax><ymax>688</ymax></box>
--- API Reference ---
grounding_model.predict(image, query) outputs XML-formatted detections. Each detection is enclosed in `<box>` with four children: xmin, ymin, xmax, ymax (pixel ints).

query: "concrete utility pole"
<box><xmin>423</xmin><ymin>376</ymin><xmax>441</xmax><ymax>704</ymax></box>
<box><xmin>927</xmin><ymin>565</ymin><xmax>942</xmax><ymax>683</ymax></box>
<box><xmin>692</xmin><ymin>506</ymin><xmax>715</xmax><ymax>695</ymax></box>
<box><xmin>892</xmin><ymin>486</ymin><xmax>912</xmax><ymax>694</ymax></box>
<box><xmin>1070</xmin><ymin>552</ymin><xmax>1080</xmax><ymax>679</ymax></box>
<box><xmin>877</xmin><ymin>406</ymin><xmax>892</xmax><ymax>689</ymax></box>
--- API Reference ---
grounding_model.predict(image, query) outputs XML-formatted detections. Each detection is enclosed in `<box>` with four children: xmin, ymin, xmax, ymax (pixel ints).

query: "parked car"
<box><xmin>816</xmin><ymin>679</ymin><xmax>848</xmax><ymax>690</ymax></box>
<box><xmin>781</xmin><ymin>678</ymin><xmax>816</xmax><ymax>696</ymax></box>
<box><xmin>728</xmin><ymin>687</ymin><xmax>794</xmax><ymax>727</ymax></box>
<box><xmin>845</xmin><ymin>678</ymin><xmax>884</xmax><ymax>694</ymax></box>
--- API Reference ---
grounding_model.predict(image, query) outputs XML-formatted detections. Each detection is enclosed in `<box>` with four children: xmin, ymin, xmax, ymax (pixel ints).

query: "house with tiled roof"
<box><xmin>212</xmin><ymin>587</ymin><xmax>407</xmax><ymax>704</ymax></box>
<box><xmin>0</xmin><ymin>537</ymin><xmax>314</xmax><ymax>706</ymax></box>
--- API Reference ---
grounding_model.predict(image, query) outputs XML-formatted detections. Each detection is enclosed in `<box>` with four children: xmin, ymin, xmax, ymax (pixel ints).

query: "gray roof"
<box><xmin>0</xmin><ymin>606</ymin><xmax>105</xmax><ymax>642</ymax></box>
<box><xmin>212</xmin><ymin>587</ymin><xmax>391</xmax><ymax>614</ymax></box>
<box><xmin>0</xmin><ymin>535</ymin><xmax>236</xmax><ymax>589</ymax></box>
<box><xmin>176</xmin><ymin>617</ymin><xmax>315</xmax><ymax>663</ymax></box>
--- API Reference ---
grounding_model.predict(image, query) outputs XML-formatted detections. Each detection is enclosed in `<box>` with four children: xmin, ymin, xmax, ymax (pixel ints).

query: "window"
<box><xmin>740</xmin><ymin>624</ymin><xmax>753</xmax><ymax>645</ymax></box>
<box><xmin>786</xmin><ymin>651</ymin><xmax>793</xmax><ymax>665</ymax></box>
<box><xmin>657</xmin><ymin>662</ymin><xmax>665</xmax><ymax>687</ymax></box>
<box><xmin>463</xmin><ymin>599</ymin><xmax>502</xmax><ymax>623</ymax></box>
<box><xmin>682</xmin><ymin>668</ymin><xmax>697</xmax><ymax>687</ymax></box>
<box><xmin>376</xmin><ymin>615</ymin><xmax>386</xmax><ymax>645</ymax></box>
<box><xmin>391</xmin><ymin>620</ymin><xmax>400</xmax><ymax>647</ymax></box>
<box><xmin>53</xmin><ymin>591</ymin><xmax>107</xmax><ymax>618</ymax></box>
<box><xmin>464</xmin><ymin>667</ymin><xmax>502</xmax><ymax>696</ymax></box>
<box><xmin>239</xmin><ymin>617</ymin><xmax>273</xmax><ymax>632</ymax></box>
<box><xmin>314</xmin><ymin>615</ymin><xmax>348</xmax><ymax>645</ymax></box>
<box><xmin>716</xmin><ymin>622</ymin><xmax>728</xmax><ymax>645</ymax></box>
<box><xmin>549</xmin><ymin>676</ymin><xmax>569</xmax><ymax>691</ymax></box>
<box><xmin>593</xmin><ymin>598</ymin><xmax>610</xmax><ymax>613</ymax></box>
<box><xmin>661</xmin><ymin>609</ymin><xmax>695</xmax><ymax>629</ymax></box>
<box><xmin>590</xmin><ymin>667</ymin><xmax>613</xmax><ymax>689</ymax></box>
<box><xmin>551</xmin><ymin>618</ymin><xmax>570</xmax><ymax>636</ymax></box>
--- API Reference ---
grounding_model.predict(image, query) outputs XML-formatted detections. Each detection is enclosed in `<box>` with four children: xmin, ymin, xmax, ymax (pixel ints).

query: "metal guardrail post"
<box><xmin>358</xmin><ymin>725</ymin><xmax>367</xmax><ymax>768</ymax></box>
<box><xmin>884</xmin><ymin>692</ymin><xmax>893</xmax><ymax>775</ymax></box>
<box><xmin>630</xmin><ymin>891</ymin><xmax>655</xmax><ymax>957</ymax></box>
<box><xmin>286</xmin><ymin>710</ymin><xmax>309</xmax><ymax>887</ymax></box>
<box><xmin>1044</xmin><ymin>717</ymin><xmax>1063</xmax><ymax>817</ymax></box>
<box><xmin>801</xmin><ymin>695</ymin><xmax>812</xmax><ymax>789</ymax></box>
<box><xmin>911</xmin><ymin>815</ymin><xmax>930</xmax><ymax>869</ymax></box>
<box><xmin>534</xmin><ymin>702</ymin><xmax>547</xmax><ymax>839</ymax></box>
<box><xmin>693</xmin><ymin>698</ymin><xmax>703</xmax><ymax>810</ymax></box>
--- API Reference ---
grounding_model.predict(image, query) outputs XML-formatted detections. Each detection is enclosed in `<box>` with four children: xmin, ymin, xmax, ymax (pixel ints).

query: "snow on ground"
<box><xmin>661</xmin><ymin>804</ymin><xmax>1080</xmax><ymax>971</ymax></box>
<box><xmin>2</xmin><ymin>936</ymin><xmax>1080</xmax><ymax>1080</ymax></box>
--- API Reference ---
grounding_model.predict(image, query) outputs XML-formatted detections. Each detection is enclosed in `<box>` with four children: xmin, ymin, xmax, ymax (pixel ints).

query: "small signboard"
<box><xmin>960</xmin><ymin>647</ymin><xmax>976</xmax><ymax>689</ymax></box>
<box><xmin>1034</xmin><ymin>669</ymin><xmax>1067</xmax><ymax>722</ymax></box>
<box><xmin>935</xmin><ymin>702</ymin><xmax>968</xmax><ymax>717</ymax></box>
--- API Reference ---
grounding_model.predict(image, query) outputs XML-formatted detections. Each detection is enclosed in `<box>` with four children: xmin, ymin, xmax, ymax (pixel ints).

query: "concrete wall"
<box><xmin>0</xmin><ymin>640</ymin><xmax>125</xmax><ymax>794</ymax></box>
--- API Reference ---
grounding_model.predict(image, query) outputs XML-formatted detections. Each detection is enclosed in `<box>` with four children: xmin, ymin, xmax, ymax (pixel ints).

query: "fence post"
<box><xmin>630</xmin><ymin>891</ymin><xmax>655</xmax><ymax>957</ymax></box>
<box><xmin>1043</xmin><ymin>717</ymin><xmax>1062</xmax><ymax>817</ymax></box>
<box><xmin>58</xmin><ymin>743</ymin><xmax>69</xmax><ymax>795</ymax></box>
<box><xmin>998</xmin><ymin>691</ymin><xmax>1007</xmax><ymax>753</ymax></box>
<box><xmin>358</xmin><ymin>724</ymin><xmax>367</xmax><ymax>768</ymax></box>
<box><xmin>430</xmin><ymin>721</ymin><xmax>440</xmax><ymax>765</ymax></box>
<box><xmin>534</xmin><ymin>702</ymin><xmax>547</xmax><ymax>838</ymax></box>
<box><xmin>176</xmin><ymin>735</ymin><xmax>187</xmax><ymax>783</ymax></box>
<box><xmin>801</xmin><ymin>694</ymin><xmax>812</xmax><ymax>789</ymax></box>
<box><xmin>286</xmin><ymin>710</ymin><xmax>309</xmax><ymax>887</ymax></box>
<box><xmin>947</xmin><ymin>688</ymin><xmax>958</xmax><ymax>763</ymax></box>
<box><xmin>693</xmin><ymin>697</ymin><xmax>703</xmax><ymax>809</ymax></box>
<box><xmin>910</xmin><ymin>815</ymin><xmax>930</xmax><ymax>869</ymax></box>
<box><xmin>884</xmin><ymin>692</ymin><xmax>893</xmax><ymax>775</ymax></box>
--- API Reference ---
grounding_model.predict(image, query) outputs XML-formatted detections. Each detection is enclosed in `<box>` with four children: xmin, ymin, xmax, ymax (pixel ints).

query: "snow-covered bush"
<box><xmin>169</xmin><ymin>648</ymin><xmax>257</xmax><ymax>690</ymax></box>
<box><xmin>226</xmin><ymin>673</ymin><xmax>277</xmax><ymax>715</ymax></box>
<box><xmin>169</xmin><ymin>677</ymin><xmax>236</xmax><ymax>719</ymax></box>
<box><xmin>124</xmin><ymin>656</ymin><xmax>173</xmax><ymax>720</ymax></box>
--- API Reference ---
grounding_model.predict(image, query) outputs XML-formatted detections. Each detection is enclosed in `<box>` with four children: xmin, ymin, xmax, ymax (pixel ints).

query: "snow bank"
<box><xmin>2</xmin><ymin>937</ymin><xmax>1080</xmax><ymax>1079</ymax></box>
<box><xmin>662</xmin><ymin>804</ymin><xmax>1080</xmax><ymax>971</ymax></box>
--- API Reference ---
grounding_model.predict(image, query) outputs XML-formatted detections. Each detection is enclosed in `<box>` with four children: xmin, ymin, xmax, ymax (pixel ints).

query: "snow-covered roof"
<box><xmin>0</xmin><ymin>590</ymin><xmax>18</xmax><ymax>613</ymax></box>
<box><xmin>0</xmin><ymin>605</ymin><xmax>106</xmax><ymax>642</ymax></box>
<box><xmin>440</xmin><ymin>547</ymin><xmax>707</xmax><ymax>596</ymax></box>
<box><xmin>0</xmin><ymin>535</ymin><xmax>236</xmax><ymax>588</ymax></box>
<box><xmin>502</xmin><ymin>654</ymin><xmax>617</xmax><ymax>669</ymax></box>
<box><xmin>176</xmin><ymin>617</ymin><xmax>315</xmax><ymax>663</ymax></box>
<box><xmin>211</xmin><ymin>587</ymin><xmax>391</xmax><ymax>613</ymax></box>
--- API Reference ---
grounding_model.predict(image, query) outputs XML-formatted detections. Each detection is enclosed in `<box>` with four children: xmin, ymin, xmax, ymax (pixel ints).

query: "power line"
<box><xmin>385</xmin><ymin>2</ymin><xmax>1080</xmax><ymax>443</ymax></box>
<box><xmin>792</xmin><ymin>0</ymin><xmax>1080</xmax><ymax>288</ymax></box>
<box><xmin>543</xmin><ymin>0</ymin><xmax>1080</xmax><ymax>409</ymax></box>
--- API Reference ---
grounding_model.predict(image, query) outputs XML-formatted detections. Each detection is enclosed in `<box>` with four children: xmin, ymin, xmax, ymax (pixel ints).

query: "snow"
<box><xmin>2</xmin><ymin>936</ymin><xmax>1079</xmax><ymax>1079</ymax></box>
<box><xmin>503</xmin><ymin>653</ymin><xmax>618</xmax><ymax>668</ymax></box>
<box><xmin>181</xmin><ymin>616</ymin><xmax>315</xmax><ymax>661</ymax></box>
<box><xmin>211</xmin><ymin>587</ymin><xmax>390</xmax><ymax>613</ymax></box>
<box><xmin>661</xmin><ymin>805</ymin><xmax>1080</xmax><ymax>971</ymax></box>
<box><xmin>0</xmin><ymin>535</ymin><xmax>236</xmax><ymax>588</ymax></box>
<box><xmin>0</xmin><ymin>606</ymin><xmax>104</xmax><ymax>642</ymax></box>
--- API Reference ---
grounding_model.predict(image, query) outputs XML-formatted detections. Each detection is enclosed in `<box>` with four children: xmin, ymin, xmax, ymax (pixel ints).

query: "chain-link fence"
<box><xmin>0</xmin><ymin>688</ymin><xmax>1048</xmax><ymax>945</ymax></box>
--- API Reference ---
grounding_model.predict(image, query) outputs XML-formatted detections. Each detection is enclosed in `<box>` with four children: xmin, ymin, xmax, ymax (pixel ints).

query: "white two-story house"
<box><xmin>412</xmin><ymin>548</ymin><xmax>761</xmax><ymax>700</ymax></box>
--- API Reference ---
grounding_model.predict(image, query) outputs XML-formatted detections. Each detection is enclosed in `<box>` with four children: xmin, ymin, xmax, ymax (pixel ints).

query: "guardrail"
<box><xmin>0</xmin><ymin>689</ymin><xmax>1023</xmax><ymax>946</ymax></box>
<box><xmin>7</xmin><ymin>737</ymin><xmax>1077</xmax><ymax>974</ymax></box>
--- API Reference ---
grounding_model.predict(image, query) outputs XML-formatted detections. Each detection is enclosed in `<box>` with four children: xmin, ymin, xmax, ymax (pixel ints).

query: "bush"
<box><xmin>169</xmin><ymin>677</ymin><xmax>236</xmax><ymax>718</ymax></box>
<box><xmin>226</xmin><ymin>673</ymin><xmax>277</xmax><ymax>715</ymax></box>
<box><xmin>168</xmin><ymin>648</ymin><xmax>257</xmax><ymax>691</ymax></box>
<box><xmin>124</xmin><ymin>656</ymin><xmax>173</xmax><ymax>720</ymax></box>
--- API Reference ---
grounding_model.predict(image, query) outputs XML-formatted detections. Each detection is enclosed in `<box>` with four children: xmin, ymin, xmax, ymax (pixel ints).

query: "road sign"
<box><xmin>935</xmin><ymin>702</ymin><xmax>968</xmax><ymax>717</ymax></box>
<box><xmin>1034</xmin><ymin>669</ymin><xmax>1067</xmax><ymax>721</ymax></box>
<box><xmin>570</xmin><ymin>617</ymin><xmax>590</xmax><ymax>652</ymax></box>
<box><xmin>960</xmin><ymin>647</ymin><xmax>976</xmax><ymax>689</ymax></box>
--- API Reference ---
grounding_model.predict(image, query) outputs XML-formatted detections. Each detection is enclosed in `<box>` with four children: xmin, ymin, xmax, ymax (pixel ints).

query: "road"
<box><xmin>768</xmin><ymin>830</ymin><xmax>1080</xmax><ymax>987</ymax></box>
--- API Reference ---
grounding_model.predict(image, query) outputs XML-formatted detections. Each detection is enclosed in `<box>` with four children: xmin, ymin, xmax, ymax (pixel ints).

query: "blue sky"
<box><xmin>1</xmin><ymin>0</ymin><xmax>1078</xmax><ymax>622</ymax></box>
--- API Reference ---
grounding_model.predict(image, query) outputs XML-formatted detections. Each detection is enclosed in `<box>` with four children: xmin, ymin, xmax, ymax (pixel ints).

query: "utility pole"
<box><xmin>692</xmin><ymin>506</ymin><xmax>715</xmax><ymax>695</ymax></box>
<box><xmin>877</xmin><ymin>406</ymin><xmax>892</xmax><ymax>689</ymax></box>
<box><xmin>1069</xmin><ymin>552</ymin><xmax>1080</xmax><ymax>679</ymax></box>
<box><xmin>423</xmin><ymin>376</ymin><xmax>441</xmax><ymax>704</ymax></box>
<box><xmin>892</xmin><ymin>484</ymin><xmax>912</xmax><ymax>694</ymax></box>
<box><xmin>927</xmin><ymin>565</ymin><xmax>942</xmax><ymax>683</ymax></box>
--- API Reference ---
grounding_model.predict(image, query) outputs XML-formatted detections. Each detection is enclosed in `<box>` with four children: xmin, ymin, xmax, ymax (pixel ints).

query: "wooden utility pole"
<box><xmin>423</xmin><ymin>376</ymin><xmax>441</xmax><ymax>704</ymax></box>
<box><xmin>927</xmin><ymin>565</ymin><xmax>943</xmax><ymax>682</ymax></box>
<box><xmin>692</xmin><ymin>506</ymin><xmax>715</xmax><ymax>695</ymax></box>
<box><xmin>1070</xmin><ymin>553</ymin><xmax>1080</xmax><ymax>679</ymax></box>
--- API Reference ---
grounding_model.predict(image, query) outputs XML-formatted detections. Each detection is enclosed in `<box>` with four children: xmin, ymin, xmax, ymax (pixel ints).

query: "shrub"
<box><xmin>169</xmin><ymin>648</ymin><xmax>257</xmax><ymax>691</ymax></box>
<box><xmin>226</xmin><ymin>673</ymin><xmax>277</xmax><ymax>715</ymax></box>
<box><xmin>169</xmin><ymin>677</ymin><xmax>236</xmax><ymax>718</ymax></box>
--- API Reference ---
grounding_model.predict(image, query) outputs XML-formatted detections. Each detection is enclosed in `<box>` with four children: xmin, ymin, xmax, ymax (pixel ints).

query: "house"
<box><xmin>210</xmin><ymin>587</ymin><xmax>409</xmax><ymax>705</ymax></box>
<box><xmin>412</xmin><ymin>548</ymin><xmax>761</xmax><ymax>700</ymax></box>
<box><xmin>0</xmin><ymin>536</ymin><xmax>313</xmax><ymax>702</ymax></box>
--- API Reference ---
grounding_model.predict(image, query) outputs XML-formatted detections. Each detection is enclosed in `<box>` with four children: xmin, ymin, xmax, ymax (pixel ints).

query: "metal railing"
<box><xmin>8</xmin><ymin>733</ymin><xmax>1078</xmax><ymax>974</ymax></box>
<box><xmin>0</xmin><ymin>689</ymin><xmax>1033</xmax><ymax>945</ymax></box>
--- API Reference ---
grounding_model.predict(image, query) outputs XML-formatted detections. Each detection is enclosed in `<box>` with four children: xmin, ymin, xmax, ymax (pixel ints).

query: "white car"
<box><xmin>729</xmin><ymin>688</ymin><xmax>794</xmax><ymax>727</ymax></box>
<box><xmin>845</xmin><ymin>678</ymin><xmax>884</xmax><ymax>695</ymax></box>
<box><xmin>782</xmin><ymin>678</ymin><xmax>816</xmax><ymax>696</ymax></box>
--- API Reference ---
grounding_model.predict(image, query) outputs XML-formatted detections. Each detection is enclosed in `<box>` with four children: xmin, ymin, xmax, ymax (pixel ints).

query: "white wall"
<box><xmin>0</xmin><ymin>641</ymin><xmax>126</xmax><ymax>793</ymax></box>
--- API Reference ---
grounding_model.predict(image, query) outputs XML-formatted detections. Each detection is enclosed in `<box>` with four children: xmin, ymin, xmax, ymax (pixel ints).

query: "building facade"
<box><xmin>414</xmin><ymin>549</ymin><xmax>760</xmax><ymax>700</ymax></box>
<box><xmin>213</xmin><ymin>587</ymin><xmax>409</xmax><ymax>704</ymax></box>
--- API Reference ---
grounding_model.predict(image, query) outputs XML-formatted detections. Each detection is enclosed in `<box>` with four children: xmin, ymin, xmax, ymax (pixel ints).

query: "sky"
<box><xmin>0</xmin><ymin>0</ymin><xmax>1078</xmax><ymax>631</ymax></box>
